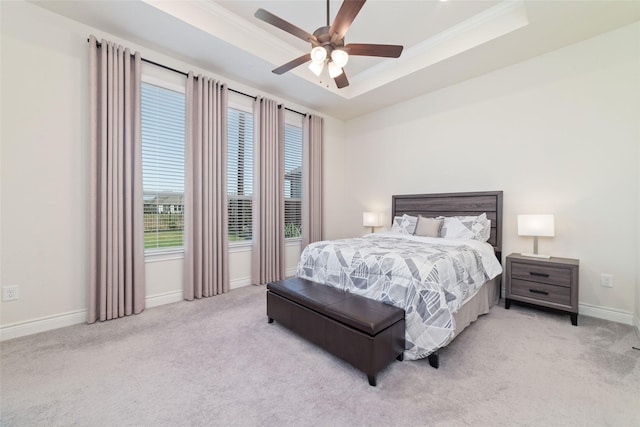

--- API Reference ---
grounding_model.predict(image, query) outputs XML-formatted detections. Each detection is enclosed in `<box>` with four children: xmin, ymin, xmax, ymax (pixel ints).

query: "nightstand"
<box><xmin>505</xmin><ymin>253</ymin><xmax>579</xmax><ymax>325</ymax></box>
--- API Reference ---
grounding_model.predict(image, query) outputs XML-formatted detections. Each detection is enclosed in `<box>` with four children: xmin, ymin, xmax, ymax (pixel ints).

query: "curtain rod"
<box><xmin>88</xmin><ymin>38</ymin><xmax>306</xmax><ymax>117</ymax></box>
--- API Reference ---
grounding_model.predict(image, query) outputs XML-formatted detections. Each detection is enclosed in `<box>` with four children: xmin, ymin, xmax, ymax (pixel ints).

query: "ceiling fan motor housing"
<box><xmin>312</xmin><ymin>26</ymin><xmax>345</xmax><ymax>53</ymax></box>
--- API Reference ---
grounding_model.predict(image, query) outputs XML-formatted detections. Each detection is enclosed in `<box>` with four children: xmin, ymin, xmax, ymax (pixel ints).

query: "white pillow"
<box><xmin>390</xmin><ymin>214</ymin><xmax>418</xmax><ymax>235</ymax></box>
<box><xmin>440</xmin><ymin>213</ymin><xmax>491</xmax><ymax>242</ymax></box>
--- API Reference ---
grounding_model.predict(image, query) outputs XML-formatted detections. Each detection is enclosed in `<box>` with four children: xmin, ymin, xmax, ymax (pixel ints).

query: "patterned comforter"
<box><xmin>296</xmin><ymin>232</ymin><xmax>503</xmax><ymax>361</ymax></box>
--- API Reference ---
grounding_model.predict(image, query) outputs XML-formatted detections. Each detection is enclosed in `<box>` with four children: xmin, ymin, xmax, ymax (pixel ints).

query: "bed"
<box><xmin>296</xmin><ymin>191</ymin><xmax>503</xmax><ymax>363</ymax></box>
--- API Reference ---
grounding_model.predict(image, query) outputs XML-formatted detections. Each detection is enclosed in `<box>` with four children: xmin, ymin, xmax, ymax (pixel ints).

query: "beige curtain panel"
<box><xmin>301</xmin><ymin>114</ymin><xmax>323</xmax><ymax>249</ymax></box>
<box><xmin>88</xmin><ymin>35</ymin><xmax>145</xmax><ymax>323</ymax></box>
<box><xmin>252</xmin><ymin>98</ymin><xmax>285</xmax><ymax>285</ymax></box>
<box><xmin>183</xmin><ymin>73</ymin><xmax>230</xmax><ymax>300</ymax></box>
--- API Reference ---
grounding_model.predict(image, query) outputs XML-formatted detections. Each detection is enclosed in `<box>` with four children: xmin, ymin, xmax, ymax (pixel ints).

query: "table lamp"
<box><xmin>517</xmin><ymin>214</ymin><xmax>554</xmax><ymax>258</ymax></box>
<box><xmin>363</xmin><ymin>212</ymin><xmax>381</xmax><ymax>234</ymax></box>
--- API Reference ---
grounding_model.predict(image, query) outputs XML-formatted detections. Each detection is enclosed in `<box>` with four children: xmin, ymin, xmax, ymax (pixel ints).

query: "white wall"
<box><xmin>0</xmin><ymin>1</ymin><xmax>345</xmax><ymax>337</ymax></box>
<box><xmin>340</xmin><ymin>22</ymin><xmax>640</xmax><ymax>323</ymax></box>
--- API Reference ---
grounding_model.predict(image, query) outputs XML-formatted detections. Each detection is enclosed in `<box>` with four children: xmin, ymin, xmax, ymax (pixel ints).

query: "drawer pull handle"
<box><xmin>529</xmin><ymin>289</ymin><xmax>549</xmax><ymax>295</ymax></box>
<box><xmin>529</xmin><ymin>272</ymin><xmax>549</xmax><ymax>278</ymax></box>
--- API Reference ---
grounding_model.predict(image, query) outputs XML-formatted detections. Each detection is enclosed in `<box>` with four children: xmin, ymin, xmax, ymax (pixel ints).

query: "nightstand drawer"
<box><xmin>510</xmin><ymin>279</ymin><xmax>571</xmax><ymax>306</ymax></box>
<box><xmin>510</xmin><ymin>262</ymin><xmax>571</xmax><ymax>287</ymax></box>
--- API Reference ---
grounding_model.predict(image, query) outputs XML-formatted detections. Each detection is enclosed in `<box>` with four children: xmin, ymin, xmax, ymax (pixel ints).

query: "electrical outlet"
<box><xmin>601</xmin><ymin>274</ymin><xmax>614</xmax><ymax>288</ymax></box>
<box><xmin>2</xmin><ymin>286</ymin><xmax>19</xmax><ymax>301</ymax></box>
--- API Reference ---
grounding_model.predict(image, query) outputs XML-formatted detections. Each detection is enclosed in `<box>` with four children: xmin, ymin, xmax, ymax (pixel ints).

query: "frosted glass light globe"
<box><xmin>310</xmin><ymin>46</ymin><xmax>327</xmax><ymax>63</ymax></box>
<box><xmin>328</xmin><ymin>61</ymin><xmax>343</xmax><ymax>78</ymax></box>
<box><xmin>331</xmin><ymin>49</ymin><xmax>349</xmax><ymax>68</ymax></box>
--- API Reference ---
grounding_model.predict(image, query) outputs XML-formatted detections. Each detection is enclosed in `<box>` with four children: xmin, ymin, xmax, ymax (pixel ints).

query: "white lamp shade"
<box><xmin>308</xmin><ymin>61</ymin><xmax>324</xmax><ymax>77</ymax></box>
<box><xmin>310</xmin><ymin>46</ymin><xmax>327</xmax><ymax>63</ymax></box>
<box><xmin>331</xmin><ymin>49</ymin><xmax>349</xmax><ymax>68</ymax></box>
<box><xmin>517</xmin><ymin>214</ymin><xmax>555</xmax><ymax>237</ymax></box>
<box><xmin>363</xmin><ymin>212</ymin><xmax>381</xmax><ymax>227</ymax></box>
<box><xmin>327</xmin><ymin>61</ymin><xmax>343</xmax><ymax>78</ymax></box>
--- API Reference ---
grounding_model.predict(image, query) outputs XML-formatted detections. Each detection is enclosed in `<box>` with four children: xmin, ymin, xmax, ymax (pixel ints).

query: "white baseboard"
<box><xmin>578</xmin><ymin>303</ymin><xmax>634</xmax><ymax>326</ymax></box>
<box><xmin>6</xmin><ymin>283</ymin><xmax>629</xmax><ymax>341</ymax></box>
<box><xmin>229</xmin><ymin>268</ymin><xmax>297</xmax><ymax>289</ymax></box>
<box><xmin>230</xmin><ymin>276</ymin><xmax>252</xmax><ymax>289</ymax></box>
<box><xmin>146</xmin><ymin>290</ymin><xmax>183</xmax><ymax>308</ymax></box>
<box><xmin>2</xmin><ymin>290</ymin><xmax>183</xmax><ymax>341</ymax></box>
<box><xmin>286</xmin><ymin>268</ymin><xmax>297</xmax><ymax>278</ymax></box>
<box><xmin>0</xmin><ymin>277</ymin><xmax>264</xmax><ymax>341</ymax></box>
<box><xmin>0</xmin><ymin>309</ymin><xmax>88</xmax><ymax>341</ymax></box>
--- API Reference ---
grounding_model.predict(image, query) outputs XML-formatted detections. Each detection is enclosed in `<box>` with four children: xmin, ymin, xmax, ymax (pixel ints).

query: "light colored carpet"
<box><xmin>1</xmin><ymin>284</ymin><xmax>639</xmax><ymax>427</ymax></box>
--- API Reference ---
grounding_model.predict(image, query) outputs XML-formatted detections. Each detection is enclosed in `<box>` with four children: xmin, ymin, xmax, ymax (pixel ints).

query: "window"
<box><xmin>141</xmin><ymin>81</ymin><xmax>186</xmax><ymax>251</ymax></box>
<box><xmin>227</xmin><ymin>106</ymin><xmax>303</xmax><ymax>242</ymax></box>
<box><xmin>284</xmin><ymin>120</ymin><xmax>303</xmax><ymax>239</ymax></box>
<box><xmin>141</xmin><ymin>80</ymin><xmax>302</xmax><ymax>249</ymax></box>
<box><xmin>227</xmin><ymin>106</ymin><xmax>254</xmax><ymax>242</ymax></box>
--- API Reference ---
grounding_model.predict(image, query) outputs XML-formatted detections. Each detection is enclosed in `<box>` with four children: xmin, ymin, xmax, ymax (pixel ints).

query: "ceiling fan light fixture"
<box><xmin>310</xmin><ymin>46</ymin><xmax>327</xmax><ymax>63</ymax></box>
<box><xmin>308</xmin><ymin>61</ymin><xmax>324</xmax><ymax>77</ymax></box>
<box><xmin>330</xmin><ymin>49</ymin><xmax>349</xmax><ymax>68</ymax></box>
<box><xmin>255</xmin><ymin>1</ymin><xmax>403</xmax><ymax>89</ymax></box>
<box><xmin>327</xmin><ymin>61</ymin><xmax>343</xmax><ymax>78</ymax></box>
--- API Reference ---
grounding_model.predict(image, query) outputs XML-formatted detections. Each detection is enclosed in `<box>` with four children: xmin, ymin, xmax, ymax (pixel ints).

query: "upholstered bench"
<box><xmin>266</xmin><ymin>277</ymin><xmax>405</xmax><ymax>386</ymax></box>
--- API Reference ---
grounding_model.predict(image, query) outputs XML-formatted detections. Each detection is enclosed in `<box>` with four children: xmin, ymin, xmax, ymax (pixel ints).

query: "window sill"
<box><xmin>229</xmin><ymin>241</ymin><xmax>252</xmax><ymax>253</ymax></box>
<box><xmin>285</xmin><ymin>237</ymin><xmax>302</xmax><ymax>246</ymax></box>
<box><xmin>144</xmin><ymin>239</ymin><xmax>302</xmax><ymax>259</ymax></box>
<box><xmin>145</xmin><ymin>248</ymin><xmax>185</xmax><ymax>263</ymax></box>
<box><xmin>229</xmin><ymin>238</ymin><xmax>302</xmax><ymax>254</ymax></box>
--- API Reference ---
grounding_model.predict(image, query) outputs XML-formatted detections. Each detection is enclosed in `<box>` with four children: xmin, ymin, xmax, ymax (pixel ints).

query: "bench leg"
<box><xmin>367</xmin><ymin>375</ymin><xmax>377</xmax><ymax>387</ymax></box>
<box><xmin>267</xmin><ymin>317</ymin><xmax>274</xmax><ymax>324</ymax></box>
<box><xmin>428</xmin><ymin>351</ymin><xmax>439</xmax><ymax>369</ymax></box>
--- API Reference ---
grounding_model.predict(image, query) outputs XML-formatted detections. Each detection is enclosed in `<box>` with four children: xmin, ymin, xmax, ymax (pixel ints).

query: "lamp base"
<box><xmin>521</xmin><ymin>252</ymin><xmax>551</xmax><ymax>259</ymax></box>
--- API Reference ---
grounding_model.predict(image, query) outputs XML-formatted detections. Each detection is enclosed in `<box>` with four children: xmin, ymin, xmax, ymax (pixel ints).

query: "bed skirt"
<box><xmin>449</xmin><ymin>275</ymin><xmax>501</xmax><ymax>343</ymax></box>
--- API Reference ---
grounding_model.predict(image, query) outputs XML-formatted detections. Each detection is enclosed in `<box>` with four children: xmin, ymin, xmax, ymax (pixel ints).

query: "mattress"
<box><xmin>296</xmin><ymin>232</ymin><xmax>503</xmax><ymax>360</ymax></box>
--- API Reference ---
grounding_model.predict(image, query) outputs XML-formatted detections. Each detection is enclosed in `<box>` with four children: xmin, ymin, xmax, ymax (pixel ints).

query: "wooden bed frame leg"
<box><xmin>367</xmin><ymin>375</ymin><xmax>377</xmax><ymax>387</ymax></box>
<box><xmin>428</xmin><ymin>351</ymin><xmax>439</xmax><ymax>369</ymax></box>
<box><xmin>267</xmin><ymin>317</ymin><xmax>274</xmax><ymax>324</ymax></box>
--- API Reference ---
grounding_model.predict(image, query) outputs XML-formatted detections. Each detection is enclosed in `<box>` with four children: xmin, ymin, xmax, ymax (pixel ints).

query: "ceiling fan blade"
<box><xmin>255</xmin><ymin>8</ymin><xmax>316</xmax><ymax>43</ymax></box>
<box><xmin>329</xmin><ymin>0</ymin><xmax>366</xmax><ymax>40</ymax></box>
<box><xmin>334</xmin><ymin>70</ymin><xmax>349</xmax><ymax>89</ymax></box>
<box><xmin>345</xmin><ymin>43</ymin><xmax>404</xmax><ymax>58</ymax></box>
<box><xmin>272</xmin><ymin>53</ymin><xmax>312</xmax><ymax>75</ymax></box>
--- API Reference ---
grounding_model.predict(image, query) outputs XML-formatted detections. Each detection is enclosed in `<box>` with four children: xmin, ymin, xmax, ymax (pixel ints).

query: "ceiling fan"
<box><xmin>254</xmin><ymin>0</ymin><xmax>403</xmax><ymax>89</ymax></box>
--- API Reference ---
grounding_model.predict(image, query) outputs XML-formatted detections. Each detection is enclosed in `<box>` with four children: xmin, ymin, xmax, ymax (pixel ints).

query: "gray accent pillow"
<box><xmin>413</xmin><ymin>216</ymin><xmax>443</xmax><ymax>238</ymax></box>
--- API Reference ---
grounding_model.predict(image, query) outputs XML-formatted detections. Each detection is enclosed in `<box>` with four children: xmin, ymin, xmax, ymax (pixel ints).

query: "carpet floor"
<box><xmin>1</xmin><ymin>284</ymin><xmax>639</xmax><ymax>426</ymax></box>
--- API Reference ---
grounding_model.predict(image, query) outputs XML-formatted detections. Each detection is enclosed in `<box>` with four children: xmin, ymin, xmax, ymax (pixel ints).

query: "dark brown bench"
<box><xmin>266</xmin><ymin>277</ymin><xmax>405</xmax><ymax>386</ymax></box>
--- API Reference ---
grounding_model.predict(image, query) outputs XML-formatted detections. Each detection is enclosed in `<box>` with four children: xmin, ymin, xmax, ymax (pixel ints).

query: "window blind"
<box><xmin>141</xmin><ymin>81</ymin><xmax>185</xmax><ymax>250</ymax></box>
<box><xmin>227</xmin><ymin>107</ymin><xmax>254</xmax><ymax>242</ymax></box>
<box><xmin>284</xmin><ymin>123</ymin><xmax>303</xmax><ymax>239</ymax></box>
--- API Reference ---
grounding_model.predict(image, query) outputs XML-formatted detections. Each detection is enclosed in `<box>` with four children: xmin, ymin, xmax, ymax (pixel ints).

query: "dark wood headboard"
<box><xmin>391</xmin><ymin>191</ymin><xmax>503</xmax><ymax>259</ymax></box>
